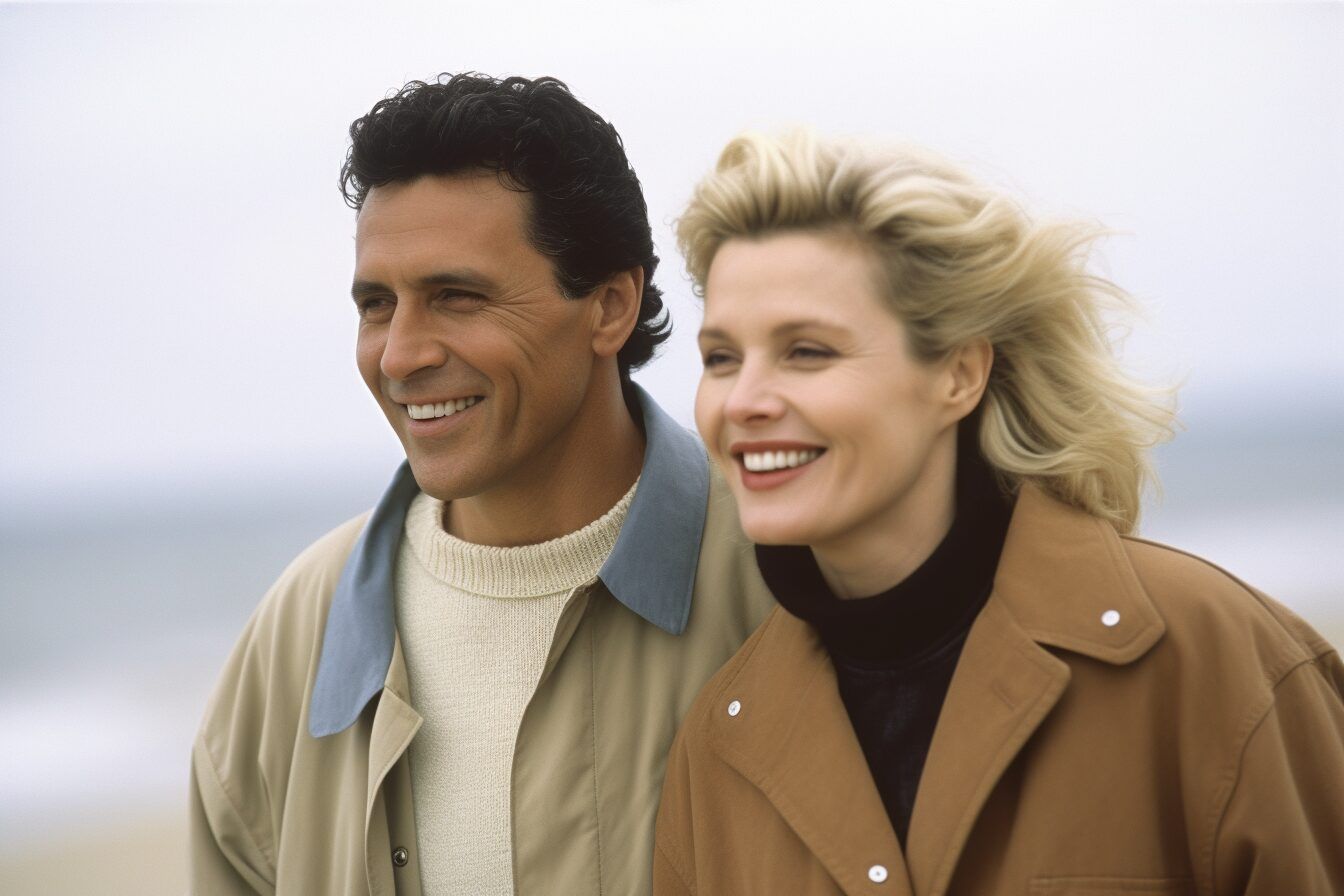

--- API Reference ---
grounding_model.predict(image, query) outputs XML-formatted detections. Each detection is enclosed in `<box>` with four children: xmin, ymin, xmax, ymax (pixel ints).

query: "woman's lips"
<box><xmin>733</xmin><ymin>446</ymin><xmax>826</xmax><ymax>491</ymax></box>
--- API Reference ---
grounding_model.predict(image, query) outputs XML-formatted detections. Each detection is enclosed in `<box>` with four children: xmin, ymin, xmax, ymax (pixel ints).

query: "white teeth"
<box><xmin>742</xmin><ymin>449</ymin><xmax>821</xmax><ymax>472</ymax></box>
<box><xmin>407</xmin><ymin>397</ymin><xmax>480</xmax><ymax>420</ymax></box>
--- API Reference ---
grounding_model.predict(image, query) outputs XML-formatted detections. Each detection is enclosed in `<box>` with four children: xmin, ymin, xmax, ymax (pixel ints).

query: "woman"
<box><xmin>653</xmin><ymin>132</ymin><xmax>1344</xmax><ymax>896</ymax></box>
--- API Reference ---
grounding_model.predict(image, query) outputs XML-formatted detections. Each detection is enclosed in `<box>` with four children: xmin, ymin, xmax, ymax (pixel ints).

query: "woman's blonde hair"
<box><xmin>678</xmin><ymin>130</ymin><xmax>1175</xmax><ymax>533</ymax></box>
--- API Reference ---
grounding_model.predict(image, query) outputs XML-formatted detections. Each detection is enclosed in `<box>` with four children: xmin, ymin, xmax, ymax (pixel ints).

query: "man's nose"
<box><xmin>723</xmin><ymin>360</ymin><xmax>786</xmax><ymax>425</ymax></box>
<box><xmin>380</xmin><ymin>304</ymin><xmax>449</xmax><ymax>382</ymax></box>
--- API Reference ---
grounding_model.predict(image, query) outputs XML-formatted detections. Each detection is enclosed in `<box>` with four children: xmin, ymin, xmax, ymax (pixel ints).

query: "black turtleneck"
<box><xmin>754</xmin><ymin>436</ymin><xmax>1013</xmax><ymax>845</ymax></box>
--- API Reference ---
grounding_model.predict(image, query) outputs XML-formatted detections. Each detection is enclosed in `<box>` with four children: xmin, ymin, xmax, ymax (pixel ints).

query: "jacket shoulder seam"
<box><xmin>193</xmin><ymin>733</ymin><xmax>277</xmax><ymax>875</ymax></box>
<box><xmin>1121</xmin><ymin>535</ymin><xmax>1325</xmax><ymax>671</ymax></box>
<box><xmin>1120</xmin><ymin>536</ymin><xmax>1261</xmax><ymax>604</ymax></box>
<box><xmin>1204</xmin><ymin>656</ymin><xmax>1324</xmax><ymax>893</ymax></box>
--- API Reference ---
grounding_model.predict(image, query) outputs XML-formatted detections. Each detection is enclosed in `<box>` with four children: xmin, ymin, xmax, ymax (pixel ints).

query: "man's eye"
<box><xmin>356</xmin><ymin>297</ymin><xmax>393</xmax><ymax>317</ymax></box>
<box><xmin>437</xmin><ymin>290</ymin><xmax>486</xmax><ymax>307</ymax></box>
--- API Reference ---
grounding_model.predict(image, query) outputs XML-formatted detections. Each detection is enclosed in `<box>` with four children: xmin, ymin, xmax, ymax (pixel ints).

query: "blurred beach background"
<box><xmin>2</xmin><ymin>2</ymin><xmax>1340</xmax><ymax>893</ymax></box>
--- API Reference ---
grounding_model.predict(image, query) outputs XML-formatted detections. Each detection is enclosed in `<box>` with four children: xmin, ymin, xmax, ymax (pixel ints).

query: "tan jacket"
<box><xmin>655</xmin><ymin>485</ymin><xmax>1344</xmax><ymax>896</ymax></box>
<box><xmin>190</xmin><ymin>389</ymin><xmax>775</xmax><ymax>895</ymax></box>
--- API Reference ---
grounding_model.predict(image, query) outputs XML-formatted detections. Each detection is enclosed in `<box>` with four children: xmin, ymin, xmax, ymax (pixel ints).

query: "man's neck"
<box><xmin>442</xmin><ymin>379</ymin><xmax>645</xmax><ymax>547</ymax></box>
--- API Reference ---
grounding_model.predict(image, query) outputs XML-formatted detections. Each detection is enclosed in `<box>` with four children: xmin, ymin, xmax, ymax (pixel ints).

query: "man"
<box><xmin>189</xmin><ymin>74</ymin><xmax>774</xmax><ymax>895</ymax></box>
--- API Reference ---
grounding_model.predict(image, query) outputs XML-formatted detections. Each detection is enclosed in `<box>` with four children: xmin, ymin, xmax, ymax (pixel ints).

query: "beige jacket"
<box><xmin>655</xmin><ymin>485</ymin><xmax>1344</xmax><ymax>896</ymax></box>
<box><xmin>190</xmin><ymin>389</ymin><xmax>775</xmax><ymax>894</ymax></box>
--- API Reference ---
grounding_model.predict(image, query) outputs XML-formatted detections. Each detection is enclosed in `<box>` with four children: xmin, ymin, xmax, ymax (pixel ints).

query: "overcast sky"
<box><xmin>2</xmin><ymin>1</ymin><xmax>1340</xmax><ymax>510</ymax></box>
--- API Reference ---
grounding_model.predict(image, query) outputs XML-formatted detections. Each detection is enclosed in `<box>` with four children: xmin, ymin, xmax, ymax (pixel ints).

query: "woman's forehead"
<box><xmin>701</xmin><ymin>233</ymin><xmax>895</xmax><ymax>332</ymax></box>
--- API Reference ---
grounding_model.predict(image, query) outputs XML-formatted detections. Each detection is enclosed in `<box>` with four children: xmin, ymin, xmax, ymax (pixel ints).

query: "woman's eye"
<box><xmin>788</xmin><ymin>345</ymin><xmax>834</xmax><ymax>361</ymax></box>
<box><xmin>701</xmin><ymin>350</ymin><xmax>736</xmax><ymax>369</ymax></box>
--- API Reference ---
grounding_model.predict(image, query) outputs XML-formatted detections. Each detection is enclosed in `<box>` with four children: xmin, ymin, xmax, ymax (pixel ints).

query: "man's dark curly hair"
<box><xmin>340</xmin><ymin>73</ymin><xmax>671</xmax><ymax>379</ymax></box>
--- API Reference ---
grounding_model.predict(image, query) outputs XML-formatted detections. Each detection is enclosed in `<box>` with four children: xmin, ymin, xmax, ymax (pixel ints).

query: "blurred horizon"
<box><xmin>4</xmin><ymin>384</ymin><xmax>1341</xmax><ymax>850</ymax></box>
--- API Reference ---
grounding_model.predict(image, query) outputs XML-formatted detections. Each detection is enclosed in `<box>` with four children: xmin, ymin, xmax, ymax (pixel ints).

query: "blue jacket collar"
<box><xmin>308</xmin><ymin>384</ymin><xmax>710</xmax><ymax>738</ymax></box>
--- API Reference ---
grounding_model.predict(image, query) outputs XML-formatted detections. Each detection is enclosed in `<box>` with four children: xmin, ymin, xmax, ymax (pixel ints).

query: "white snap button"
<box><xmin>1101</xmin><ymin>609</ymin><xmax>1121</xmax><ymax>627</ymax></box>
<box><xmin>868</xmin><ymin>864</ymin><xmax>888</xmax><ymax>883</ymax></box>
<box><xmin>727</xmin><ymin>699</ymin><xmax>741</xmax><ymax>717</ymax></box>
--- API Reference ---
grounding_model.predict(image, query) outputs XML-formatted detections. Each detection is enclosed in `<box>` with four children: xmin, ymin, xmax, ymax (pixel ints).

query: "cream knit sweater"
<box><xmin>395</xmin><ymin>480</ymin><xmax>637</xmax><ymax>895</ymax></box>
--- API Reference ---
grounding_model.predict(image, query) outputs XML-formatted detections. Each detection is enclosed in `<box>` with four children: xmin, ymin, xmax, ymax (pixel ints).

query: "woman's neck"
<box><xmin>812</xmin><ymin>433</ymin><xmax>958</xmax><ymax>600</ymax></box>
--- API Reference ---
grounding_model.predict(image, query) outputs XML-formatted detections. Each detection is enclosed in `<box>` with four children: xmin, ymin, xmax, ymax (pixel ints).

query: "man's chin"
<box><xmin>405</xmin><ymin>459</ymin><xmax>485</xmax><ymax>503</ymax></box>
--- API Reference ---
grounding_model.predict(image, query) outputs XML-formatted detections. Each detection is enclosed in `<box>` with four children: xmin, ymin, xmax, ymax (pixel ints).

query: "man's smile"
<box><xmin>403</xmin><ymin>396</ymin><xmax>485</xmax><ymax>420</ymax></box>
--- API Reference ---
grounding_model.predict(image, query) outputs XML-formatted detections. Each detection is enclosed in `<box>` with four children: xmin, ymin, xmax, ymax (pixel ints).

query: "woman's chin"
<box><xmin>740</xmin><ymin>516</ymin><xmax>821</xmax><ymax>548</ymax></box>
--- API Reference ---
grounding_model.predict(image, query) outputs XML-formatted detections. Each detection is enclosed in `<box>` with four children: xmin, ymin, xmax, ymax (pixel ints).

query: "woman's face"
<box><xmin>695</xmin><ymin>231</ymin><xmax>960</xmax><ymax>550</ymax></box>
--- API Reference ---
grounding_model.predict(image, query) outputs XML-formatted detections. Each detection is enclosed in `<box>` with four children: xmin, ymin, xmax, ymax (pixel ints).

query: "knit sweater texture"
<box><xmin>395</xmin><ymin>480</ymin><xmax>637</xmax><ymax>895</ymax></box>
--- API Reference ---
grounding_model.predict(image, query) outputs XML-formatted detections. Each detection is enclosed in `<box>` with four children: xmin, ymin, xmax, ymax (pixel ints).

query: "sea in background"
<box><xmin>1</xmin><ymin>402</ymin><xmax>1341</xmax><ymax>893</ymax></box>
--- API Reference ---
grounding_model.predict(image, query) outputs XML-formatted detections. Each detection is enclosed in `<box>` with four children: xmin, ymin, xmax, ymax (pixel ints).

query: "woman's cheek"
<box><xmin>693</xmin><ymin>379</ymin><xmax>725</xmax><ymax>461</ymax></box>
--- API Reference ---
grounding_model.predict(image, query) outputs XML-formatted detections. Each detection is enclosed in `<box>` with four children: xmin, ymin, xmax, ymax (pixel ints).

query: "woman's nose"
<box><xmin>723</xmin><ymin>363</ymin><xmax>786</xmax><ymax>425</ymax></box>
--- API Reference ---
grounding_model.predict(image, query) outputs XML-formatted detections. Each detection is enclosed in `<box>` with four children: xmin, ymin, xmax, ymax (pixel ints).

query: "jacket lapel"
<box><xmin>906</xmin><ymin>486</ymin><xmax>1165</xmax><ymax>896</ymax></box>
<box><xmin>903</xmin><ymin>598</ymin><xmax>1069</xmax><ymax>896</ymax></box>
<box><xmin>365</xmin><ymin>635</ymin><xmax>423</xmax><ymax>896</ymax></box>
<box><xmin>710</xmin><ymin>609</ymin><xmax>915</xmax><ymax>896</ymax></box>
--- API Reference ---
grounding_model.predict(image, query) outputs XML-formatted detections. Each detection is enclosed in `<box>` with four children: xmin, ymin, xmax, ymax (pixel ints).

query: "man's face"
<box><xmin>353</xmin><ymin>172</ymin><xmax>600</xmax><ymax>502</ymax></box>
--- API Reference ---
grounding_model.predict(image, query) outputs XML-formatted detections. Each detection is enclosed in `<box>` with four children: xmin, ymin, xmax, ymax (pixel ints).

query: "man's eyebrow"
<box><xmin>350</xmin><ymin>269</ymin><xmax>498</xmax><ymax>299</ymax></box>
<box><xmin>351</xmin><ymin>279</ymin><xmax>387</xmax><ymax>301</ymax></box>
<box><xmin>417</xmin><ymin>270</ymin><xmax>497</xmax><ymax>292</ymax></box>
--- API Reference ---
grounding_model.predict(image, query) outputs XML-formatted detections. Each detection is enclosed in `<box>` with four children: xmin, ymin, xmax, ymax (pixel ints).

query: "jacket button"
<box><xmin>1101</xmin><ymin>609</ymin><xmax>1121</xmax><ymax>627</ymax></box>
<box><xmin>868</xmin><ymin>864</ymin><xmax>888</xmax><ymax>883</ymax></box>
<box><xmin>392</xmin><ymin>847</ymin><xmax>409</xmax><ymax>867</ymax></box>
<box><xmin>727</xmin><ymin>699</ymin><xmax>742</xmax><ymax>717</ymax></box>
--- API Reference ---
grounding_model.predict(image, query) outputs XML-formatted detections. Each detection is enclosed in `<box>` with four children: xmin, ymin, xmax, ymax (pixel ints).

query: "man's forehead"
<box><xmin>353</xmin><ymin>173</ymin><xmax>531</xmax><ymax>268</ymax></box>
<box><xmin>360</xmin><ymin>170</ymin><xmax>526</xmax><ymax>228</ymax></box>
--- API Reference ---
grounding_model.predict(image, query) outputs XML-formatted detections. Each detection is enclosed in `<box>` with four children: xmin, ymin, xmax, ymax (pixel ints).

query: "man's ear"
<box><xmin>591</xmin><ymin>267</ymin><xmax>644</xmax><ymax>359</ymax></box>
<box><xmin>942</xmin><ymin>337</ymin><xmax>994</xmax><ymax>424</ymax></box>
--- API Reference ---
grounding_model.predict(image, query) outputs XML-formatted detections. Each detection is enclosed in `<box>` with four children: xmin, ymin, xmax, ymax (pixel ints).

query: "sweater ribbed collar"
<box><xmin>402</xmin><ymin>480</ymin><xmax>637</xmax><ymax>598</ymax></box>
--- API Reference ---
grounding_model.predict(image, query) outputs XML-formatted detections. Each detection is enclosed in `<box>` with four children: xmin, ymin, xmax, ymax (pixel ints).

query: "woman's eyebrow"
<box><xmin>772</xmin><ymin>318</ymin><xmax>849</xmax><ymax>338</ymax></box>
<box><xmin>697</xmin><ymin>326</ymin><xmax>732</xmax><ymax>343</ymax></box>
<box><xmin>698</xmin><ymin>318</ymin><xmax>850</xmax><ymax>342</ymax></box>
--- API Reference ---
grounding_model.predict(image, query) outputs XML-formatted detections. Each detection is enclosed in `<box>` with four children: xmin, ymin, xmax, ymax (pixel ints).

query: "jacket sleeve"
<box><xmin>1212</xmin><ymin>650</ymin><xmax>1344</xmax><ymax>895</ymax></box>
<box><xmin>189</xmin><ymin>734</ymin><xmax>276</xmax><ymax>895</ymax></box>
<box><xmin>653</xmin><ymin>726</ymin><xmax>699</xmax><ymax>896</ymax></box>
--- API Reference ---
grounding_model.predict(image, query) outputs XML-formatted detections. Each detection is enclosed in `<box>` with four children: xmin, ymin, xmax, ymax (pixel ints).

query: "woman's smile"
<box><xmin>731</xmin><ymin>441</ymin><xmax>828</xmax><ymax>490</ymax></box>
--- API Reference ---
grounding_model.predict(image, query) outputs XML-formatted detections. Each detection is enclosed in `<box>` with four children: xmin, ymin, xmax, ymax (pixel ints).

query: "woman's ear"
<box><xmin>943</xmin><ymin>338</ymin><xmax>994</xmax><ymax>423</ymax></box>
<box><xmin>591</xmin><ymin>267</ymin><xmax>644</xmax><ymax>359</ymax></box>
